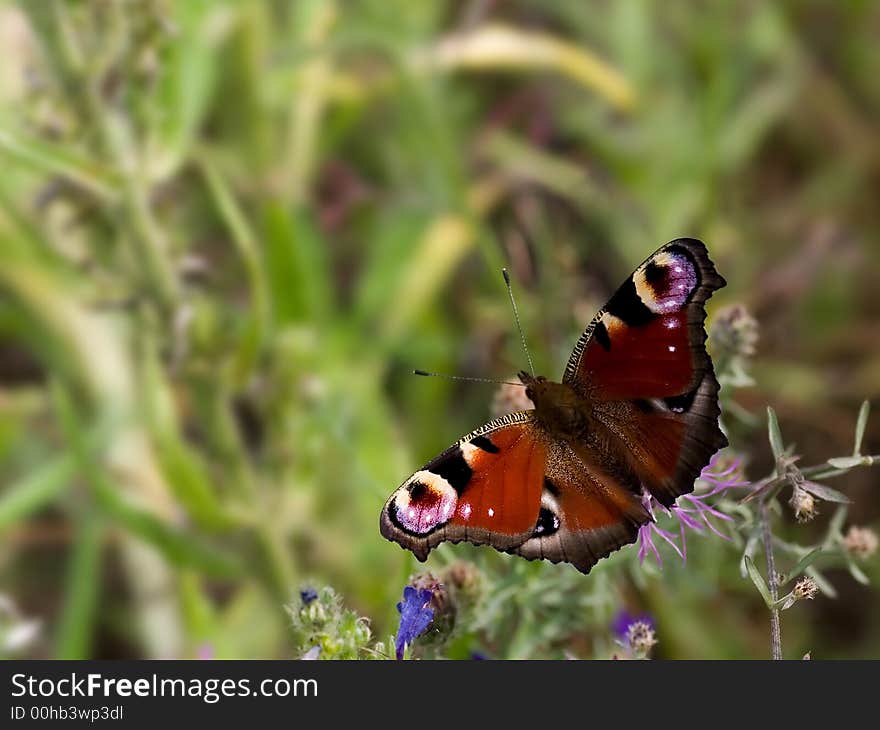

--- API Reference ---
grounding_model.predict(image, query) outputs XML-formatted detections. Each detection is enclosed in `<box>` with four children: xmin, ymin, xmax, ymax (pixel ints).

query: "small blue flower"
<box><xmin>395</xmin><ymin>586</ymin><xmax>434</xmax><ymax>660</ymax></box>
<box><xmin>300</xmin><ymin>587</ymin><xmax>318</xmax><ymax>606</ymax></box>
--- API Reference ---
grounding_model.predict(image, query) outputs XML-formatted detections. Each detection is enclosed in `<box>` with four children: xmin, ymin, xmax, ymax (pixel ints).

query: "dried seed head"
<box><xmin>626</xmin><ymin>621</ymin><xmax>658</xmax><ymax>657</ymax></box>
<box><xmin>793</xmin><ymin>577</ymin><xmax>819</xmax><ymax>601</ymax></box>
<box><xmin>789</xmin><ymin>488</ymin><xmax>818</xmax><ymax>523</ymax></box>
<box><xmin>712</xmin><ymin>304</ymin><xmax>759</xmax><ymax>359</ymax></box>
<box><xmin>843</xmin><ymin>526</ymin><xmax>878</xmax><ymax>560</ymax></box>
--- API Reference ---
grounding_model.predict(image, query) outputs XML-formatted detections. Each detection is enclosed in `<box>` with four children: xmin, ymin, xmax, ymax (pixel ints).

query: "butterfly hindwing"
<box><xmin>564</xmin><ymin>238</ymin><xmax>727</xmax><ymax>507</ymax></box>
<box><xmin>511</xmin><ymin>441</ymin><xmax>649</xmax><ymax>573</ymax></box>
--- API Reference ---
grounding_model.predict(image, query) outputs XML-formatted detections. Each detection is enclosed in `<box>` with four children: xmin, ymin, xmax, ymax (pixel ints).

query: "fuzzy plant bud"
<box><xmin>843</xmin><ymin>526</ymin><xmax>878</xmax><ymax>560</ymax></box>
<box><xmin>409</xmin><ymin>573</ymin><xmax>455</xmax><ymax>643</ymax></box>
<box><xmin>793</xmin><ymin>577</ymin><xmax>819</xmax><ymax>601</ymax></box>
<box><xmin>714</xmin><ymin>304</ymin><xmax>758</xmax><ymax>356</ymax></box>
<box><xmin>709</xmin><ymin>304</ymin><xmax>759</xmax><ymax>385</ymax></box>
<box><xmin>626</xmin><ymin>621</ymin><xmax>658</xmax><ymax>658</ymax></box>
<box><xmin>789</xmin><ymin>487</ymin><xmax>818</xmax><ymax>523</ymax></box>
<box><xmin>442</xmin><ymin>561</ymin><xmax>484</xmax><ymax>613</ymax></box>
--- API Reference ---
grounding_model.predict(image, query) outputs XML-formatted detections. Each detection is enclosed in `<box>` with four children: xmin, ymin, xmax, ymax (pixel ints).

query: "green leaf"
<box><xmin>200</xmin><ymin>157</ymin><xmax>269</xmax><ymax>336</ymax></box>
<box><xmin>801</xmin><ymin>481</ymin><xmax>850</xmax><ymax>504</ymax></box>
<box><xmin>739</xmin><ymin>528</ymin><xmax>762</xmax><ymax>578</ymax></box>
<box><xmin>744</xmin><ymin>555</ymin><xmax>774</xmax><ymax>609</ymax></box>
<box><xmin>827</xmin><ymin>505</ymin><xmax>848</xmax><ymax>539</ymax></box>
<box><xmin>827</xmin><ymin>456</ymin><xmax>866</xmax><ymax>469</ymax></box>
<box><xmin>0</xmin><ymin>129</ymin><xmax>118</xmax><ymax>202</ymax></box>
<box><xmin>767</xmin><ymin>407</ymin><xmax>784</xmax><ymax>460</ymax></box>
<box><xmin>55</xmin><ymin>514</ymin><xmax>103</xmax><ymax>659</ymax></box>
<box><xmin>848</xmin><ymin>562</ymin><xmax>870</xmax><ymax>586</ymax></box>
<box><xmin>854</xmin><ymin>400</ymin><xmax>870</xmax><ymax>456</ymax></box>
<box><xmin>92</xmin><ymin>480</ymin><xmax>242</xmax><ymax>579</ymax></box>
<box><xmin>263</xmin><ymin>202</ymin><xmax>333</xmax><ymax>326</ymax></box>
<box><xmin>0</xmin><ymin>453</ymin><xmax>75</xmax><ymax>532</ymax></box>
<box><xmin>151</xmin><ymin>0</ymin><xmax>220</xmax><ymax>179</ymax></box>
<box><xmin>779</xmin><ymin>548</ymin><xmax>823</xmax><ymax>587</ymax></box>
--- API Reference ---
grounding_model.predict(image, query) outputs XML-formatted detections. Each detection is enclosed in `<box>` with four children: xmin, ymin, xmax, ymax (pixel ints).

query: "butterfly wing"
<box><xmin>510</xmin><ymin>440</ymin><xmax>649</xmax><ymax>573</ymax></box>
<box><xmin>563</xmin><ymin>238</ymin><xmax>728</xmax><ymax>506</ymax></box>
<box><xmin>380</xmin><ymin>412</ymin><xmax>649</xmax><ymax>573</ymax></box>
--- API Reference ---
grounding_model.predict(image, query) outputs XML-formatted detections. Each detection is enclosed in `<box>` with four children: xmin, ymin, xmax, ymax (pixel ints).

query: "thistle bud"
<box><xmin>843</xmin><ymin>526</ymin><xmax>878</xmax><ymax>560</ymax></box>
<box><xmin>626</xmin><ymin>621</ymin><xmax>658</xmax><ymax>658</ymax></box>
<box><xmin>409</xmin><ymin>573</ymin><xmax>455</xmax><ymax>643</ymax></box>
<box><xmin>789</xmin><ymin>487</ymin><xmax>818</xmax><ymax>523</ymax></box>
<box><xmin>793</xmin><ymin>577</ymin><xmax>819</xmax><ymax>601</ymax></box>
<box><xmin>710</xmin><ymin>305</ymin><xmax>759</xmax><ymax>386</ymax></box>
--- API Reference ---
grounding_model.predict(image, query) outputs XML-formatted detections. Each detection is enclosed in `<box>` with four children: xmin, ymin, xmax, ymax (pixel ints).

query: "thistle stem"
<box><xmin>759</xmin><ymin>500</ymin><xmax>783</xmax><ymax>660</ymax></box>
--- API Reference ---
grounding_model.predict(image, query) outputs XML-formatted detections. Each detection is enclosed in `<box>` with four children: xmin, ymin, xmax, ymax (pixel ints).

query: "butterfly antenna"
<box><xmin>413</xmin><ymin>370</ymin><xmax>523</xmax><ymax>387</ymax></box>
<box><xmin>502</xmin><ymin>268</ymin><xmax>535</xmax><ymax>376</ymax></box>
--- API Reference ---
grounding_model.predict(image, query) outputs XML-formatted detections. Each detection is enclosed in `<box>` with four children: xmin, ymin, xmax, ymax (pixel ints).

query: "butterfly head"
<box><xmin>517</xmin><ymin>370</ymin><xmax>543</xmax><ymax>393</ymax></box>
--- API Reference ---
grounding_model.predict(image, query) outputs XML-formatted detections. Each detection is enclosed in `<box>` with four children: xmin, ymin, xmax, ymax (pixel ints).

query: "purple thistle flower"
<box><xmin>637</xmin><ymin>453</ymin><xmax>748</xmax><ymax>568</ymax></box>
<box><xmin>611</xmin><ymin>610</ymin><xmax>658</xmax><ymax>658</ymax></box>
<box><xmin>395</xmin><ymin>586</ymin><xmax>434</xmax><ymax>660</ymax></box>
<box><xmin>611</xmin><ymin>610</ymin><xmax>654</xmax><ymax>640</ymax></box>
<box><xmin>637</xmin><ymin>495</ymin><xmax>683</xmax><ymax>567</ymax></box>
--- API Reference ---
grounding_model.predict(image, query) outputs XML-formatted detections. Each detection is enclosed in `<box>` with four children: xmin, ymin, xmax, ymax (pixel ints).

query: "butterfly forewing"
<box><xmin>380</xmin><ymin>412</ymin><xmax>546</xmax><ymax>561</ymax></box>
<box><xmin>565</xmin><ymin>238</ymin><xmax>728</xmax><ymax>506</ymax></box>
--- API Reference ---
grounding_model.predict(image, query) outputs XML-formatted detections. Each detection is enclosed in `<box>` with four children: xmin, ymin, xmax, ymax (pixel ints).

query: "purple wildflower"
<box><xmin>395</xmin><ymin>586</ymin><xmax>434</xmax><ymax>660</ymax></box>
<box><xmin>611</xmin><ymin>610</ymin><xmax>658</xmax><ymax>658</ymax></box>
<box><xmin>300</xmin><ymin>587</ymin><xmax>318</xmax><ymax>606</ymax></box>
<box><xmin>637</xmin><ymin>453</ymin><xmax>748</xmax><ymax>568</ymax></box>
<box><xmin>611</xmin><ymin>610</ymin><xmax>654</xmax><ymax>640</ymax></box>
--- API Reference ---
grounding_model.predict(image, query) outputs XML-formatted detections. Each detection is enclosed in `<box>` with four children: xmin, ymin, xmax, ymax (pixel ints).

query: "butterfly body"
<box><xmin>521</xmin><ymin>373</ymin><xmax>591</xmax><ymax>441</ymax></box>
<box><xmin>381</xmin><ymin>239</ymin><xmax>727</xmax><ymax>574</ymax></box>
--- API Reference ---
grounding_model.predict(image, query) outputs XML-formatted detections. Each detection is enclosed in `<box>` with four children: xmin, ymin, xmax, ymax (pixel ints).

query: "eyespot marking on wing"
<box><xmin>633</xmin><ymin>249</ymin><xmax>698</xmax><ymax>314</ymax></box>
<box><xmin>388</xmin><ymin>470</ymin><xmax>458</xmax><ymax>535</ymax></box>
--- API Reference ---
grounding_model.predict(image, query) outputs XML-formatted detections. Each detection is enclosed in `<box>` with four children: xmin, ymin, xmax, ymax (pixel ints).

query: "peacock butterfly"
<box><xmin>380</xmin><ymin>239</ymin><xmax>727</xmax><ymax>574</ymax></box>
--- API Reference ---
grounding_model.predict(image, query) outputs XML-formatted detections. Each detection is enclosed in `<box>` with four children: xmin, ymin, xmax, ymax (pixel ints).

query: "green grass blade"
<box><xmin>55</xmin><ymin>514</ymin><xmax>103</xmax><ymax>659</ymax></box>
<box><xmin>767</xmin><ymin>407</ymin><xmax>784</xmax><ymax>460</ymax></box>
<box><xmin>0</xmin><ymin>453</ymin><xmax>75</xmax><ymax>532</ymax></box>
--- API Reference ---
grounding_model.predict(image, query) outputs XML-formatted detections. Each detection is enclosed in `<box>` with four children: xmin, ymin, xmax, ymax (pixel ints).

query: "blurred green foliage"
<box><xmin>0</xmin><ymin>0</ymin><xmax>878</xmax><ymax>659</ymax></box>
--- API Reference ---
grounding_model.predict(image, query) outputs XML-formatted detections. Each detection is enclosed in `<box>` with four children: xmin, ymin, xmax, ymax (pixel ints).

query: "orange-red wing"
<box><xmin>379</xmin><ymin>412</ymin><xmax>547</xmax><ymax>562</ymax></box>
<box><xmin>450</xmin><ymin>420</ymin><xmax>546</xmax><ymax>536</ymax></box>
<box><xmin>379</xmin><ymin>412</ymin><xmax>654</xmax><ymax>574</ymax></box>
<box><xmin>563</xmin><ymin>239</ymin><xmax>725</xmax><ymax>401</ymax></box>
<box><xmin>511</xmin><ymin>441</ymin><xmax>650</xmax><ymax>574</ymax></box>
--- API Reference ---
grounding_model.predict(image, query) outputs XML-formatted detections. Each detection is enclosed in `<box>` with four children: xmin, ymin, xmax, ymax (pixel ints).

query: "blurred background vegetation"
<box><xmin>0</xmin><ymin>0</ymin><xmax>878</xmax><ymax>659</ymax></box>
